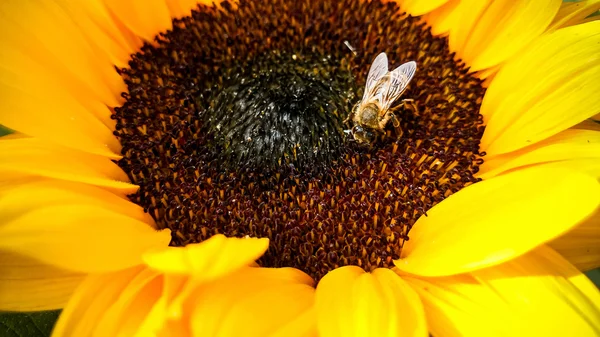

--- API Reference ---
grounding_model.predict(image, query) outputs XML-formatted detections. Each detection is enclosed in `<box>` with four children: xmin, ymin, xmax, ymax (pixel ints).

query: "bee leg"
<box><xmin>343</xmin><ymin>112</ymin><xmax>351</xmax><ymax>124</ymax></box>
<box><xmin>344</xmin><ymin>103</ymin><xmax>358</xmax><ymax>124</ymax></box>
<box><xmin>390</xmin><ymin>113</ymin><xmax>401</xmax><ymax>128</ymax></box>
<box><xmin>379</xmin><ymin>111</ymin><xmax>396</xmax><ymax>130</ymax></box>
<box><xmin>401</xmin><ymin>98</ymin><xmax>419</xmax><ymax>116</ymax></box>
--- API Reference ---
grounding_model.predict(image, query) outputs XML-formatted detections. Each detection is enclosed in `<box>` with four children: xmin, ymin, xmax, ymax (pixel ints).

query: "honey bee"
<box><xmin>345</xmin><ymin>52</ymin><xmax>417</xmax><ymax>144</ymax></box>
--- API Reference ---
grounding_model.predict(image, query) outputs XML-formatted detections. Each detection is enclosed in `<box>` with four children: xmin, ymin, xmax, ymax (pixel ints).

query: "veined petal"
<box><xmin>190</xmin><ymin>267</ymin><xmax>316</xmax><ymax>337</ymax></box>
<box><xmin>0</xmin><ymin>1</ymin><xmax>130</xmax><ymax>156</ymax></box>
<box><xmin>447</xmin><ymin>0</ymin><xmax>491</xmax><ymax>54</ymax></box>
<box><xmin>446</xmin><ymin>0</ymin><xmax>560</xmax><ymax>71</ymax></box>
<box><xmin>0</xmin><ymin>251</ymin><xmax>85</xmax><ymax>311</ymax></box>
<box><xmin>516</xmin><ymin>158</ymin><xmax>600</xmax><ymax>179</ymax></box>
<box><xmin>0</xmin><ymin>47</ymin><xmax>117</xmax><ymax>129</ymax></box>
<box><xmin>460</xmin><ymin>0</ymin><xmax>561</xmax><ymax>71</ymax></box>
<box><xmin>165</xmin><ymin>0</ymin><xmax>236</xmax><ymax>21</ymax></box>
<box><xmin>92</xmin><ymin>268</ymin><xmax>164</xmax><ymax>337</ymax></box>
<box><xmin>548</xmin><ymin>0</ymin><xmax>600</xmax><ymax>31</ymax></box>
<box><xmin>422</xmin><ymin>0</ymin><xmax>460</xmax><ymax>36</ymax></box>
<box><xmin>166</xmin><ymin>0</ymin><xmax>209</xmax><ymax>19</ymax></box>
<box><xmin>549</xmin><ymin>209</ymin><xmax>600</xmax><ymax>272</ymax></box>
<box><xmin>54</xmin><ymin>0</ymin><xmax>139</xmax><ymax>68</ymax></box>
<box><xmin>0</xmin><ymin>136</ymin><xmax>137</xmax><ymax>194</ymax></box>
<box><xmin>270</xmin><ymin>308</ymin><xmax>318</xmax><ymax>337</ymax></box>
<box><xmin>0</xmin><ymin>0</ymin><xmax>125</xmax><ymax>105</ymax></box>
<box><xmin>134</xmin><ymin>267</ymin><xmax>314</xmax><ymax>337</ymax></box>
<box><xmin>395</xmin><ymin>166</ymin><xmax>600</xmax><ymax>277</ymax></box>
<box><xmin>0</xmin><ymin>45</ymin><xmax>122</xmax><ymax>157</ymax></box>
<box><xmin>478</xmin><ymin>129</ymin><xmax>600</xmax><ymax>179</ymax></box>
<box><xmin>132</xmin><ymin>274</ymin><xmax>188</xmax><ymax>337</ymax></box>
<box><xmin>138</xmin><ymin>235</ymin><xmax>270</xmax><ymax>330</ymax></box>
<box><xmin>0</xmin><ymin>72</ymin><xmax>121</xmax><ymax>158</ymax></box>
<box><xmin>401</xmin><ymin>245</ymin><xmax>600</xmax><ymax>337</ymax></box>
<box><xmin>315</xmin><ymin>266</ymin><xmax>427</xmax><ymax>337</ymax></box>
<box><xmin>0</xmin><ymin>179</ymin><xmax>154</xmax><ymax>226</ymax></box>
<box><xmin>52</xmin><ymin>266</ymin><xmax>149</xmax><ymax>337</ymax></box>
<box><xmin>0</xmin><ymin>205</ymin><xmax>171</xmax><ymax>273</ymax></box>
<box><xmin>399</xmin><ymin>0</ymin><xmax>449</xmax><ymax>17</ymax></box>
<box><xmin>164</xmin><ymin>0</ymin><xmax>235</xmax><ymax>22</ymax></box>
<box><xmin>474</xmin><ymin>64</ymin><xmax>501</xmax><ymax>84</ymax></box>
<box><xmin>142</xmin><ymin>234</ymin><xmax>269</xmax><ymax>280</ymax></box>
<box><xmin>103</xmin><ymin>0</ymin><xmax>173</xmax><ymax>42</ymax></box>
<box><xmin>480</xmin><ymin>21</ymin><xmax>600</xmax><ymax>156</ymax></box>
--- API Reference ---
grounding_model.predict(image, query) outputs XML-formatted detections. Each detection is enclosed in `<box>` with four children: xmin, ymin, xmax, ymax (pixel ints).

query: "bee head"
<box><xmin>351</xmin><ymin>125</ymin><xmax>377</xmax><ymax>145</ymax></box>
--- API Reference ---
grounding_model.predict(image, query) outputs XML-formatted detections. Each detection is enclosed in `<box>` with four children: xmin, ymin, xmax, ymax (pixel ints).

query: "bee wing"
<box><xmin>380</xmin><ymin>61</ymin><xmax>417</xmax><ymax>110</ymax></box>
<box><xmin>363</xmin><ymin>52</ymin><xmax>389</xmax><ymax>101</ymax></box>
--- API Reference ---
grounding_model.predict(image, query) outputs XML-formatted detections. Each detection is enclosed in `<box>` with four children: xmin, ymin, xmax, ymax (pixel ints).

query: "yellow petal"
<box><xmin>549</xmin><ymin>208</ymin><xmax>600</xmax><ymax>272</ymax></box>
<box><xmin>395</xmin><ymin>166</ymin><xmax>600</xmax><ymax>277</ymax></box>
<box><xmin>136</xmin><ymin>267</ymin><xmax>314</xmax><ymax>337</ymax></box>
<box><xmin>315</xmin><ymin>266</ymin><xmax>427</xmax><ymax>337</ymax></box>
<box><xmin>474</xmin><ymin>63</ymin><xmax>501</xmax><ymax>84</ymax></box>
<box><xmin>165</xmin><ymin>0</ymin><xmax>212</xmax><ymax>18</ymax></box>
<box><xmin>0</xmin><ymin>205</ymin><xmax>171</xmax><ymax>273</ymax></box>
<box><xmin>103</xmin><ymin>0</ymin><xmax>173</xmax><ymax>42</ymax></box>
<box><xmin>190</xmin><ymin>267</ymin><xmax>316</xmax><ymax>337</ymax></box>
<box><xmin>0</xmin><ymin>0</ymin><xmax>125</xmax><ymax>106</ymax></box>
<box><xmin>480</xmin><ymin>21</ymin><xmax>600</xmax><ymax>156</ymax></box>
<box><xmin>132</xmin><ymin>274</ymin><xmax>188</xmax><ymax>337</ymax></box>
<box><xmin>422</xmin><ymin>0</ymin><xmax>460</xmax><ymax>36</ymax></box>
<box><xmin>171</xmin><ymin>266</ymin><xmax>313</xmax><ymax>334</ymax></box>
<box><xmin>141</xmin><ymin>232</ymin><xmax>271</xmax><ymax>320</ymax></box>
<box><xmin>0</xmin><ymin>47</ymin><xmax>122</xmax><ymax>157</ymax></box>
<box><xmin>518</xmin><ymin>158</ymin><xmax>600</xmax><ymax>179</ymax></box>
<box><xmin>0</xmin><ymin>250</ymin><xmax>85</xmax><ymax>311</ymax></box>
<box><xmin>92</xmin><ymin>268</ymin><xmax>164</xmax><ymax>337</ymax></box>
<box><xmin>0</xmin><ymin>179</ymin><xmax>154</xmax><ymax>226</ymax></box>
<box><xmin>399</xmin><ymin>0</ymin><xmax>449</xmax><ymax>16</ymax></box>
<box><xmin>548</xmin><ymin>0</ymin><xmax>600</xmax><ymax>31</ymax></box>
<box><xmin>401</xmin><ymin>245</ymin><xmax>600</xmax><ymax>337</ymax></box>
<box><xmin>52</xmin><ymin>266</ymin><xmax>149</xmax><ymax>337</ymax></box>
<box><xmin>0</xmin><ymin>1</ymin><xmax>130</xmax><ymax>156</ymax></box>
<box><xmin>270</xmin><ymin>308</ymin><xmax>318</xmax><ymax>337</ymax></box>
<box><xmin>447</xmin><ymin>0</ymin><xmax>491</xmax><ymax>53</ymax></box>
<box><xmin>0</xmin><ymin>46</ymin><xmax>117</xmax><ymax>130</ymax></box>
<box><xmin>458</xmin><ymin>0</ymin><xmax>561</xmax><ymax>71</ymax></box>
<box><xmin>55</xmin><ymin>0</ymin><xmax>138</xmax><ymax>68</ymax></box>
<box><xmin>0</xmin><ymin>137</ymin><xmax>137</xmax><ymax>194</ymax></box>
<box><xmin>102</xmin><ymin>4</ymin><xmax>145</xmax><ymax>53</ymax></box>
<box><xmin>478</xmin><ymin>129</ymin><xmax>600</xmax><ymax>179</ymax></box>
<box><xmin>0</xmin><ymin>78</ymin><xmax>121</xmax><ymax>158</ymax></box>
<box><xmin>139</xmin><ymin>232</ymin><xmax>271</xmax><ymax>324</ymax></box>
<box><xmin>142</xmin><ymin>234</ymin><xmax>269</xmax><ymax>280</ymax></box>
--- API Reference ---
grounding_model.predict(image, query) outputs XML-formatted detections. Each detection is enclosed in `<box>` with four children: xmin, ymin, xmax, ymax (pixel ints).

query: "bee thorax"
<box><xmin>356</xmin><ymin>103</ymin><xmax>381</xmax><ymax>129</ymax></box>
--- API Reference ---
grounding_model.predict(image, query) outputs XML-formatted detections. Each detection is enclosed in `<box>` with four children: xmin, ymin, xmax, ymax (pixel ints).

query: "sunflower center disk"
<box><xmin>114</xmin><ymin>0</ymin><xmax>486</xmax><ymax>281</ymax></box>
<box><xmin>200</xmin><ymin>52</ymin><xmax>353</xmax><ymax>170</ymax></box>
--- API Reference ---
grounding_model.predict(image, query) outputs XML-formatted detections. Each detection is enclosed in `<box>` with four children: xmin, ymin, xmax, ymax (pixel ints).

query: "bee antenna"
<box><xmin>344</xmin><ymin>40</ymin><xmax>358</xmax><ymax>56</ymax></box>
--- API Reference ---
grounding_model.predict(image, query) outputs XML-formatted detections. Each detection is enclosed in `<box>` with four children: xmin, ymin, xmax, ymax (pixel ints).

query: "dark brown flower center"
<box><xmin>113</xmin><ymin>0</ymin><xmax>486</xmax><ymax>281</ymax></box>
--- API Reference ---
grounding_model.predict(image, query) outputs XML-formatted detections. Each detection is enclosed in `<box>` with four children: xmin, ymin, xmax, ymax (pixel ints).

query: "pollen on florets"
<box><xmin>113</xmin><ymin>0</ymin><xmax>486</xmax><ymax>281</ymax></box>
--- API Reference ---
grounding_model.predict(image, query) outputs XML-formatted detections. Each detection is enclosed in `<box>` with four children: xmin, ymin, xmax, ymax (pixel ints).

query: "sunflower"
<box><xmin>1</xmin><ymin>0</ymin><xmax>600</xmax><ymax>335</ymax></box>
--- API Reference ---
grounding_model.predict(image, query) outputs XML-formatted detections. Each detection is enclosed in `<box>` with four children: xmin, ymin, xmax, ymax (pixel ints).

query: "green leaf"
<box><xmin>0</xmin><ymin>311</ymin><xmax>61</xmax><ymax>337</ymax></box>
